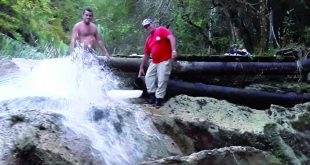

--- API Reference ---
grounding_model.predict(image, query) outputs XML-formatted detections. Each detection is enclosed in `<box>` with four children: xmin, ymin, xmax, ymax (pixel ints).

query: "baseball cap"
<box><xmin>142</xmin><ymin>18</ymin><xmax>153</xmax><ymax>26</ymax></box>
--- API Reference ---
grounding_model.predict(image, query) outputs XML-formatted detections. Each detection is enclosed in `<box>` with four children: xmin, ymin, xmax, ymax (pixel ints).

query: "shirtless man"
<box><xmin>70</xmin><ymin>8</ymin><xmax>110</xmax><ymax>63</ymax></box>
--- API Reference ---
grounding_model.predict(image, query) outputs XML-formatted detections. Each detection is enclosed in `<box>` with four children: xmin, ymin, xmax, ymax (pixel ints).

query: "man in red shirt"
<box><xmin>138</xmin><ymin>18</ymin><xmax>177</xmax><ymax>106</ymax></box>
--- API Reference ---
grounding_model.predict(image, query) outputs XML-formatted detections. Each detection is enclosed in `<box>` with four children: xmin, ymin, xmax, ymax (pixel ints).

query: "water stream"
<box><xmin>0</xmin><ymin>52</ymin><xmax>168</xmax><ymax>164</ymax></box>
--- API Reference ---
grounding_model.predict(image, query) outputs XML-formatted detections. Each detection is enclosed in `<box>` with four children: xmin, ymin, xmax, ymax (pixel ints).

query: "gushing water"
<box><xmin>0</xmin><ymin>50</ymin><xmax>165</xmax><ymax>164</ymax></box>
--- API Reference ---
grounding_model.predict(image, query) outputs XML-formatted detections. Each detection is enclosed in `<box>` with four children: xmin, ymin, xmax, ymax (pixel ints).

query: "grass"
<box><xmin>0</xmin><ymin>33</ymin><xmax>69</xmax><ymax>59</ymax></box>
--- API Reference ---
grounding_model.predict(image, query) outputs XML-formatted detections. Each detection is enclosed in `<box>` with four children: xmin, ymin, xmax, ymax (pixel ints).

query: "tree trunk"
<box><xmin>268</xmin><ymin>7</ymin><xmax>280</xmax><ymax>48</ymax></box>
<box><xmin>208</xmin><ymin>7</ymin><xmax>216</xmax><ymax>54</ymax></box>
<box><xmin>259</xmin><ymin>0</ymin><xmax>268</xmax><ymax>53</ymax></box>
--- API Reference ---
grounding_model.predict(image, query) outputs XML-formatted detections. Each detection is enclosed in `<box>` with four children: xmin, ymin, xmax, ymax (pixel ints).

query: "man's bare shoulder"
<box><xmin>90</xmin><ymin>22</ymin><xmax>98</xmax><ymax>29</ymax></box>
<box><xmin>73</xmin><ymin>22</ymin><xmax>97</xmax><ymax>30</ymax></box>
<box><xmin>73</xmin><ymin>21</ymin><xmax>84</xmax><ymax>28</ymax></box>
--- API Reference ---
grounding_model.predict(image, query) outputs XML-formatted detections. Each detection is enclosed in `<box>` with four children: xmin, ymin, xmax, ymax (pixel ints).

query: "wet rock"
<box><xmin>0</xmin><ymin>97</ymin><xmax>182</xmax><ymax>164</ymax></box>
<box><xmin>0</xmin><ymin>57</ymin><xmax>19</xmax><ymax>76</ymax></box>
<box><xmin>1</xmin><ymin>58</ymin><xmax>309</xmax><ymax>165</ymax></box>
<box><xmin>149</xmin><ymin>95</ymin><xmax>310</xmax><ymax>165</ymax></box>
<box><xmin>0</xmin><ymin>97</ymin><xmax>104</xmax><ymax>164</ymax></box>
<box><xmin>276</xmin><ymin>47</ymin><xmax>309</xmax><ymax>60</ymax></box>
<box><xmin>141</xmin><ymin>146</ymin><xmax>281</xmax><ymax>165</ymax></box>
<box><xmin>87</xmin><ymin>103</ymin><xmax>182</xmax><ymax>162</ymax></box>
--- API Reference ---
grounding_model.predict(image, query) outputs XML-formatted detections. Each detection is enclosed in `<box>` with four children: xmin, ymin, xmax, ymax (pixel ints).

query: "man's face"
<box><xmin>144</xmin><ymin>23</ymin><xmax>154</xmax><ymax>33</ymax></box>
<box><xmin>82</xmin><ymin>10</ymin><xmax>93</xmax><ymax>24</ymax></box>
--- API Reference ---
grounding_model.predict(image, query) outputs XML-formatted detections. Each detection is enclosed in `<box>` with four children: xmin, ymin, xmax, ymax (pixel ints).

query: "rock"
<box><xmin>0</xmin><ymin>97</ymin><xmax>182</xmax><ymax>164</ymax></box>
<box><xmin>141</xmin><ymin>146</ymin><xmax>281</xmax><ymax>165</ymax></box>
<box><xmin>275</xmin><ymin>47</ymin><xmax>310</xmax><ymax>60</ymax></box>
<box><xmin>0</xmin><ymin>97</ymin><xmax>104</xmax><ymax>164</ymax></box>
<box><xmin>148</xmin><ymin>95</ymin><xmax>310</xmax><ymax>165</ymax></box>
<box><xmin>1</xmin><ymin>57</ymin><xmax>309</xmax><ymax>165</ymax></box>
<box><xmin>0</xmin><ymin>57</ymin><xmax>19</xmax><ymax>76</ymax></box>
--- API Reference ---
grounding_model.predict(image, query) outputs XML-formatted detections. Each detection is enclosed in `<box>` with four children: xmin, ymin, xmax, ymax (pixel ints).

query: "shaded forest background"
<box><xmin>0</xmin><ymin>0</ymin><xmax>309</xmax><ymax>58</ymax></box>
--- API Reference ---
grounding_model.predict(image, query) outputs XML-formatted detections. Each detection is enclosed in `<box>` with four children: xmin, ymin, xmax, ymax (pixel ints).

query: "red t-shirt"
<box><xmin>144</xmin><ymin>26</ymin><xmax>172</xmax><ymax>64</ymax></box>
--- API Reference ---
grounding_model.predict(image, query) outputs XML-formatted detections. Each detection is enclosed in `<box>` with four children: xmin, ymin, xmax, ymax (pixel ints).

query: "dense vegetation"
<box><xmin>0</xmin><ymin>0</ymin><xmax>309</xmax><ymax>58</ymax></box>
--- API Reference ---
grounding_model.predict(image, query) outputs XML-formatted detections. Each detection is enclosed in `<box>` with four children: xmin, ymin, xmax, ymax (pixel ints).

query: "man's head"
<box><xmin>142</xmin><ymin>18</ymin><xmax>155</xmax><ymax>33</ymax></box>
<box><xmin>82</xmin><ymin>7</ymin><xmax>93</xmax><ymax>25</ymax></box>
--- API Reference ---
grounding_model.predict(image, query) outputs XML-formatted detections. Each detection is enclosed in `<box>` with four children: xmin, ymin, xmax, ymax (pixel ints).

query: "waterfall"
<box><xmin>0</xmin><ymin>52</ymin><xmax>169</xmax><ymax>164</ymax></box>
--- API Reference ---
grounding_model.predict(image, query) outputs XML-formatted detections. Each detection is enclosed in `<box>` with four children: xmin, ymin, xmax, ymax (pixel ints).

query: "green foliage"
<box><xmin>97</xmin><ymin>24</ymin><xmax>106</xmax><ymax>42</ymax></box>
<box><xmin>304</xmin><ymin>26</ymin><xmax>310</xmax><ymax>47</ymax></box>
<box><xmin>176</xmin><ymin>0</ymin><xmax>208</xmax><ymax>54</ymax></box>
<box><xmin>90</xmin><ymin>0</ymin><xmax>140</xmax><ymax>54</ymax></box>
<box><xmin>171</xmin><ymin>0</ymin><xmax>233</xmax><ymax>54</ymax></box>
<box><xmin>0</xmin><ymin>34</ymin><xmax>68</xmax><ymax>59</ymax></box>
<box><xmin>0</xmin><ymin>0</ymin><xmax>70</xmax><ymax>47</ymax></box>
<box><xmin>282</xmin><ymin>10</ymin><xmax>296</xmax><ymax>45</ymax></box>
<box><xmin>0</xmin><ymin>0</ymin><xmax>309</xmax><ymax>57</ymax></box>
<box><xmin>0</xmin><ymin>13</ymin><xmax>21</xmax><ymax>39</ymax></box>
<box><xmin>263</xmin><ymin>48</ymin><xmax>277</xmax><ymax>56</ymax></box>
<box><xmin>0</xmin><ymin>34</ymin><xmax>44</xmax><ymax>59</ymax></box>
<box><xmin>213</xmin><ymin>36</ymin><xmax>230</xmax><ymax>53</ymax></box>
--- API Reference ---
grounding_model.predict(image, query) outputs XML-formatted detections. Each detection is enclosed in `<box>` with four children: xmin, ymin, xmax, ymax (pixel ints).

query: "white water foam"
<box><xmin>0</xmin><ymin>53</ymin><xmax>162</xmax><ymax>165</ymax></box>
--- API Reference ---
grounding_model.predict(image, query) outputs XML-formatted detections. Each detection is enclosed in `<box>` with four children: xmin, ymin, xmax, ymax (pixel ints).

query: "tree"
<box><xmin>1</xmin><ymin>0</ymin><xmax>309</xmax><ymax>56</ymax></box>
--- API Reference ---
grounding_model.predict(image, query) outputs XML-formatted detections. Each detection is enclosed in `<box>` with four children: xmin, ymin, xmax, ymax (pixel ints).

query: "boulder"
<box><xmin>141</xmin><ymin>146</ymin><xmax>281</xmax><ymax>165</ymax></box>
<box><xmin>0</xmin><ymin>97</ymin><xmax>182</xmax><ymax>164</ymax></box>
<box><xmin>146</xmin><ymin>95</ymin><xmax>310</xmax><ymax>165</ymax></box>
<box><xmin>0</xmin><ymin>97</ymin><xmax>103</xmax><ymax>164</ymax></box>
<box><xmin>0</xmin><ymin>57</ymin><xmax>19</xmax><ymax>76</ymax></box>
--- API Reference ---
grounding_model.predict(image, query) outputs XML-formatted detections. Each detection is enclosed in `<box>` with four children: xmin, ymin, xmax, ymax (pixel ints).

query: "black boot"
<box><xmin>155</xmin><ymin>98</ymin><xmax>163</xmax><ymax>107</ymax></box>
<box><xmin>147</xmin><ymin>93</ymin><xmax>156</xmax><ymax>104</ymax></box>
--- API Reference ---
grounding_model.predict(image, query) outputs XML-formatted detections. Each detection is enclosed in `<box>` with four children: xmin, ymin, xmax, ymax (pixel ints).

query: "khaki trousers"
<box><xmin>145</xmin><ymin>59</ymin><xmax>172</xmax><ymax>99</ymax></box>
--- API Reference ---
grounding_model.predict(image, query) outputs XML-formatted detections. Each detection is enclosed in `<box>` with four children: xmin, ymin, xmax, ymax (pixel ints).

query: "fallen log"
<box><xmin>104</xmin><ymin>57</ymin><xmax>310</xmax><ymax>75</ymax></box>
<box><xmin>134</xmin><ymin>77</ymin><xmax>310</xmax><ymax>109</ymax></box>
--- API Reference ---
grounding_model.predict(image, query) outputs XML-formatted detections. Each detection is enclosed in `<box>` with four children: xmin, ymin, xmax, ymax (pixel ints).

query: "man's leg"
<box><xmin>145</xmin><ymin>62</ymin><xmax>157</xmax><ymax>104</ymax></box>
<box><xmin>155</xmin><ymin>59</ymin><xmax>172</xmax><ymax>106</ymax></box>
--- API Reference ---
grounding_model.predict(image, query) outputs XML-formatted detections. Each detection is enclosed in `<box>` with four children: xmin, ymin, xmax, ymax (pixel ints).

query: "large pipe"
<box><xmin>104</xmin><ymin>57</ymin><xmax>310</xmax><ymax>75</ymax></box>
<box><xmin>134</xmin><ymin>77</ymin><xmax>310</xmax><ymax>109</ymax></box>
<box><xmin>166</xmin><ymin>80</ymin><xmax>310</xmax><ymax>109</ymax></box>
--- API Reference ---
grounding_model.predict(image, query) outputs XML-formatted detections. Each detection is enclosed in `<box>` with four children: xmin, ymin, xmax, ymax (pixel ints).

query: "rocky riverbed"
<box><xmin>140</xmin><ymin>95</ymin><xmax>310</xmax><ymax>164</ymax></box>
<box><xmin>0</xmin><ymin>57</ymin><xmax>309</xmax><ymax>165</ymax></box>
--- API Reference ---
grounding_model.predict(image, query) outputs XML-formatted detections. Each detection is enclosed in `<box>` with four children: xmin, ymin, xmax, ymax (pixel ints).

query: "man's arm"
<box><xmin>70</xmin><ymin>24</ymin><xmax>79</xmax><ymax>54</ymax></box>
<box><xmin>167</xmin><ymin>34</ymin><xmax>177</xmax><ymax>60</ymax></box>
<box><xmin>95</xmin><ymin>29</ymin><xmax>110</xmax><ymax>59</ymax></box>
<box><xmin>138</xmin><ymin>54</ymin><xmax>150</xmax><ymax>77</ymax></box>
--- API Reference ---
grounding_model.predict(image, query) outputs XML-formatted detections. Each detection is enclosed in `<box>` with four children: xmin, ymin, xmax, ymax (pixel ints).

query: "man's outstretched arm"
<box><xmin>70</xmin><ymin>24</ymin><xmax>79</xmax><ymax>54</ymax></box>
<box><xmin>95</xmin><ymin>30</ymin><xmax>110</xmax><ymax>59</ymax></box>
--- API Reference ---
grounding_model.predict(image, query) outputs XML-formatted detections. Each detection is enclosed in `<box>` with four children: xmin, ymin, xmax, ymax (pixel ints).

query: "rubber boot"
<box><xmin>147</xmin><ymin>93</ymin><xmax>156</xmax><ymax>104</ymax></box>
<box><xmin>155</xmin><ymin>98</ymin><xmax>163</xmax><ymax>107</ymax></box>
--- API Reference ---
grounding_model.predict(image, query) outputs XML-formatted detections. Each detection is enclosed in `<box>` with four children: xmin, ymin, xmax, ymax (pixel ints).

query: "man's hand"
<box><xmin>103</xmin><ymin>55</ymin><xmax>110</xmax><ymax>62</ymax></box>
<box><xmin>172</xmin><ymin>50</ymin><xmax>177</xmax><ymax>61</ymax></box>
<box><xmin>138</xmin><ymin>68</ymin><xmax>145</xmax><ymax>77</ymax></box>
<box><xmin>70</xmin><ymin>51</ymin><xmax>77</xmax><ymax>61</ymax></box>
